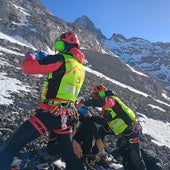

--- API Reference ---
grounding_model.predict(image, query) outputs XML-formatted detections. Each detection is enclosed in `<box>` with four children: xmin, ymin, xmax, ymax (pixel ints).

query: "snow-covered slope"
<box><xmin>102</xmin><ymin>34</ymin><xmax>170</xmax><ymax>91</ymax></box>
<box><xmin>74</xmin><ymin>16</ymin><xmax>170</xmax><ymax>92</ymax></box>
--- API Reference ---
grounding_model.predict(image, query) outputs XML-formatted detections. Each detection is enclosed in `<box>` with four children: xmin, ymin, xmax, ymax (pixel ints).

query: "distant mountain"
<box><xmin>74</xmin><ymin>16</ymin><xmax>170</xmax><ymax>92</ymax></box>
<box><xmin>0</xmin><ymin>0</ymin><xmax>170</xmax><ymax>169</ymax></box>
<box><xmin>103</xmin><ymin>34</ymin><xmax>170</xmax><ymax>92</ymax></box>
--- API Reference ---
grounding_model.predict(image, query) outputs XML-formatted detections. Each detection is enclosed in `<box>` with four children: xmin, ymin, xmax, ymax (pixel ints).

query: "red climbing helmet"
<box><xmin>54</xmin><ymin>32</ymin><xmax>80</xmax><ymax>52</ymax></box>
<box><xmin>91</xmin><ymin>84</ymin><xmax>107</xmax><ymax>98</ymax></box>
<box><xmin>60</xmin><ymin>32</ymin><xmax>80</xmax><ymax>47</ymax></box>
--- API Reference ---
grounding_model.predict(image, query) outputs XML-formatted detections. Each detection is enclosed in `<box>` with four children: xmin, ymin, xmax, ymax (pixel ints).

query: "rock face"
<box><xmin>0</xmin><ymin>0</ymin><xmax>108</xmax><ymax>53</ymax></box>
<box><xmin>103</xmin><ymin>34</ymin><xmax>170</xmax><ymax>92</ymax></box>
<box><xmin>0</xmin><ymin>0</ymin><xmax>170</xmax><ymax>169</ymax></box>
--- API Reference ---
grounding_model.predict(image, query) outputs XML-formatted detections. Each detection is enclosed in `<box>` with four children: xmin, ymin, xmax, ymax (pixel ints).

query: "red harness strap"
<box><xmin>129</xmin><ymin>137</ymin><xmax>140</xmax><ymax>144</ymax></box>
<box><xmin>38</xmin><ymin>103</ymin><xmax>60</xmax><ymax>115</ymax></box>
<box><xmin>29</xmin><ymin>115</ymin><xmax>48</xmax><ymax>136</ymax></box>
<box><xmin>37</xmin><ymin>102</ymin><xmax>77</xmax><ymax>135</ymax></box>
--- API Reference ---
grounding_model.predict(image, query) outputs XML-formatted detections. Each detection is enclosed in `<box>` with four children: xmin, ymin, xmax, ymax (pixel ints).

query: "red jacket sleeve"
<box><xmin>22</xmin><ymin>54</ymin><xmax>63</xmax><ymax>74</ymax></box>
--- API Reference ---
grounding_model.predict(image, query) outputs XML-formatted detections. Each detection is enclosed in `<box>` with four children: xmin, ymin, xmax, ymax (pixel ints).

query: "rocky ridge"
<box><xmin>74</xmin><ymin>16</ymin><xmax>170</xmax><ymax>92</ymax></box>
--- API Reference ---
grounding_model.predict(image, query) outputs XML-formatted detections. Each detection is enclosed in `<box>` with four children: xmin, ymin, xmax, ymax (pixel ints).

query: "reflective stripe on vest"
<box><xmin>103</xmin><ymin>96</ymin><xmax>136</xmax><ymax>135</ymax></box>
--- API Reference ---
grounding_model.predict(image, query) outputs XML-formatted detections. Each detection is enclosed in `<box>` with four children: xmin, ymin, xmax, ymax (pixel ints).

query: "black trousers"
<box><xmin>0</xmin><ymin>109</ymin><xmax>85</xmax><ymax>170</ymax></box>
<box><xmin>74</xmin><ymin>122</ymin><xmax>146</xmax><ymax>170</ymax></box>
<box><xmin>116</xmin><ymin>131</ymin><xmax>146</xmax><ymax>170</ymax></box>
<box><xmin>73</xmin><ymin>116</ymin><xmax>102</xmax><ymax>155</ymax></box>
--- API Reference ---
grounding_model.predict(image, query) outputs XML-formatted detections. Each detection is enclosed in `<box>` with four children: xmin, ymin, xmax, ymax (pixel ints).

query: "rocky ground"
<box><xmin>0</xmin><ymin>71</ymin><xmax>169</xmax><ymax>169</ymax></box>
<box><xmin>0</xmin><ymin>52</ymin><xmax>169</xmax><ymax>169</ymax></box>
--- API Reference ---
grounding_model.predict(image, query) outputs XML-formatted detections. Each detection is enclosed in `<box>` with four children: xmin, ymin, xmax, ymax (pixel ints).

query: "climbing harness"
<box><xmin>29</xmin><ymin>102</ymin><xmax>78</xmax><ymax>141</ymax></box>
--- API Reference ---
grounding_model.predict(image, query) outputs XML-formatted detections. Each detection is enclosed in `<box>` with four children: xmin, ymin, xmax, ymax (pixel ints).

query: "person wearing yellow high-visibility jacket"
<box><xmin>0</xmin><ymin>32</ymin><xmax>86</xmax><ymax>170</ymax></box>
<box><xmin>75</xmin><ymin>84</ymin><xmax>146</xmax><ymax>170</ymax></box>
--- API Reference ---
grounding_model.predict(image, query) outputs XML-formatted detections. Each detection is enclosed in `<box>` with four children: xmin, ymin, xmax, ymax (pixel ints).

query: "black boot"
<box><xmin>0</xmin><ymin>120</ymin><xmax>40</xmax><ymax>170</ymax></box>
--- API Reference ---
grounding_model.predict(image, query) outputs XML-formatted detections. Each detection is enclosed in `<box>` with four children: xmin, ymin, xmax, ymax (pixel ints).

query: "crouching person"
<box><xmin>76</xmin><ymin>84</ymin><xmax>147</xmax><ymax>170</ymax></box>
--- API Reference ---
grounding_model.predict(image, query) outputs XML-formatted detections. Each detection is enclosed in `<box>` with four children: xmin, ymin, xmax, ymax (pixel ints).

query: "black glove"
<box><xmin>105</xmin><ymin>90</ymin><xmax>114</xmax><ymax>96</ymax></box>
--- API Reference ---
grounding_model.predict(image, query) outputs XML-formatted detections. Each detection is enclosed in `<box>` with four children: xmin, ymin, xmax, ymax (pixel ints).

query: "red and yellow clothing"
<box><xmin>22</xmin><ymin>48</ymin><xmax>85</xmax><ymax>104</ymax></box>
<box><xmin>83</xmin><ymin>96</ymin><xmax>136</xmax><ymax>136</ymax></box>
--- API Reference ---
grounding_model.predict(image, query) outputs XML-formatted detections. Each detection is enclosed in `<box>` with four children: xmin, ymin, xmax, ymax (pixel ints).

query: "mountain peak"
<box><xmin>109</xmin><ymin>33</ymin><xmax>127</xmax><ymax>42</ymax></box>
<box><xmin>73</xmin><ymin>15</ymin><xmax>106</xmax><ymax>40</ymax></box>
<box><xmin>74</xmin><ymin>15</ymin><xmax>96</xmax><ymax>29</ymax></box>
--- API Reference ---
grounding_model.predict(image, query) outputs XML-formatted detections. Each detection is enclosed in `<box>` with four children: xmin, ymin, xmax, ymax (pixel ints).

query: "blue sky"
<box><xmin>40</xmin><ymin>0</ymin><xmax>170</xmax><ymax>42</ymax></box>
